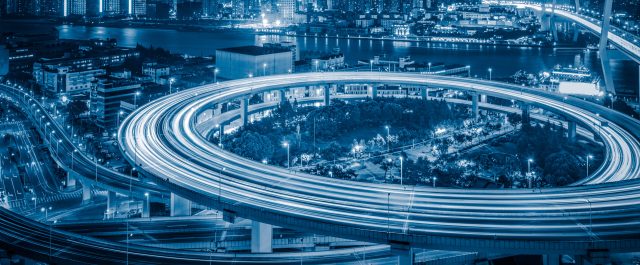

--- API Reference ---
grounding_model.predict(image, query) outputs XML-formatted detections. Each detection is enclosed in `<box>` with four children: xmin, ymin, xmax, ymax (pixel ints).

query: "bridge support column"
<box><xmin>324</xmin><ymin>85</ymin><xmax>331</xmax><ymax>106</ymax></box>
<box><xmin>240</xmin><ymin>97</ymin><xmax>249</xmax><ymax>127</ymax></box>
<box><xmin>170</xmin><ymin>193</ymin><xmax>191</xmax><ymax>217</ymax></box>
<box><xmin>250</xmin><ymin>221</ymin><xmax>273</xmax><ymax>253</ymax></box>
<box><xmin>568</xmin><ymin>121</ymin><xmax>577</xmax><ymax>143</ymax></box>
<box><xmin>391</xmin><ymin>247</ymin><xmax>413</xmax><ymax>265</ymax></box>
<box><xmin>142</xmin><ymin>194</ymin><xmax>150</xmax><ymax>218</ymax></box>
<box><xmin>480</xmin><ymin>94</ymin><xmax>487</xmax><ymax>103</ymax></box>
<box><xmin>65</xmin><ymin>171</ymin><xmax>77</xmax><ymax>189</ymax></box>
<box><xmin>573</xmin><ymin>24</ymin><xmax>580</xmax><ymax>42</ymax></box>
<box><xmin>472</xmin><ymin>93</ymin><xmax>479</xmax><ymax>119</ymax></box>
<box><xmin>106</xmin><ymin>191</ymin><xmax>116</xmax><ymax>219</ymax></box>
<box><xmin>81</xmin><ymin>182</ymin><xmax>92</xmax><ymax>204</ymax></box>
<box><xmin>599</xmin><ymin>0</ymin><xmax>615</xmax><ymax>94</ymax></box>
<box><xmin>543</xmin><ymin>254</ymin><xmax>560</xmax><ymax>265</ymax></box>
<box><xmin>551</xmin><ymin>0</ymin><xmax>558</xmax><ymax>42</ymax></box>
<box><xmin>369</xmin><ymin>85</ymin><xmax>377</xmax><ymax>99</ymax></box>
<box><xmin>521</xmin><ymin>103</ymin><xmax>530</xmax><ymax>125</ymax></box>
<box><xmin>279</xmin><ymin>89</ymin><xmax>287</xmax><ymax>104</ymax></box>
<box><xmin>421</xmin><ymin>87</ymin><xmax>428</xmax><ymax>100</ymax></box>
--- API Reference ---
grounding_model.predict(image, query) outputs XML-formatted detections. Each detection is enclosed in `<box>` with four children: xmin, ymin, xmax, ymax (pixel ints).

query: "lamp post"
<box><xmin>56</xmin><ymin>139</ymin><xmax>62</xmax><ymax>155</ymax></box>
<box><xmin>399</xmin><ymin>157</ymin><xmax>403</xmax><ymax>186</ymax></box>
<box><xmin>428</xmin><ymin>62</ymin><xmax>432</xmax><ymax>72</ymax></box>
<box><xmin>586</xmin><ymin>198</ymin><xmax>592</xmax><ymax>237</ymax></box>
<box><xmin>133</xmin><ymin>91</ymin><xmax>140</xmax><ymax>109</ymax></box>
<box><xmin>214</xmin><ymin>69</ymin><xmax>219</xmax><ymax>83</ymax></box>
<box><xmin>169</xmin><ymin>78</ymin><xmax>175</xmax><ymax>94</ymax></box>
<box><xmin>432</xmin><ymin>177</ymin><xmax>437</xmax><ymax>188</ymax></box>
<box><xmin>586</xmin><ymin>154</ymin><xmax>593</xmax><ymax>177</ymax></box>
<box><xmin>144</xmin><ymin>192</ymin><xmax>149</xmax><ymax>218</ymax></box>
<box><xmin>283</xmin><ymin>142</ymin><xmax>290</xmax><ymax>169</ymax></box>
<box><xmin>370</xmin><ymin>60</ymin><xmax>373</xmax><ymax>72</ymax></box>
<box><xmin>71</xmin><ymin>149</ymin><xmax>77</xmax><ymax>170</ymax></box>
<box><xmin>488</xmin><ymin>68</ymin><xmax>492</xmax><ymax>80</ymax></box>
<box><xmin>216</xmin><ymin>124</ymin><xmax>222</xmax><ymax>149</ymax></box>
<box><xmin>117</xmin><ymin>110</ymin><xmax>124</xmax><ymax>127</ymax></box>
<box><xmin>263</xmin><ymin>63</ymin><xmax>267</xmax><ymax>76</ymax></box>
<box><xmin>527</xmin><ymin>158</ymin><xmax>534</xmax><ymax>188</ymax></box>
<box><xmin>385</xmin><ymin>125</ymin><xmax>390</xmax><ymax>152</ymax></box>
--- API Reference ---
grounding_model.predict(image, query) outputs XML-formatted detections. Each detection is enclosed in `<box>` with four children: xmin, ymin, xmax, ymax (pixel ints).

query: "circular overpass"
<box><xmin>119</xmin><ymin>72</ymin><xmax>640</xmax><ymax>254</ymax></box>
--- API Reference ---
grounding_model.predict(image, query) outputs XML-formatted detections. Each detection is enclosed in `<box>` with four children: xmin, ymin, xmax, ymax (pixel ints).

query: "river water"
<box><xmin>47</xmin><ymin>25</ymin><xmax>637</xmax><ymax>95</ymax></box>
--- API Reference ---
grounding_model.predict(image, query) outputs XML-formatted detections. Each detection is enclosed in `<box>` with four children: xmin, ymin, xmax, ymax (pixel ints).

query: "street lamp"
<box><xmin>133</xmin><ymin>91</ymin><xmax>141</xmax><ymax>109</ymax></box>
<box><xmin>586</xmin><ymin>154</ymin><xmax>593</xmax><ymax>177</ymax></box>
<box><xmin>432</xmin><ymin>176</ymin><xmax>437</xmax><ymax>188</ymax></box>
<box><xmin>263</xmin><ymin>63</ymin><xmax>267</xmax><ymax>76</ymax></box>
<box><xmin>283</xmin><ymin>141</ymin><xmax>290</xmax><ymax>169</ymax></box>
<box><xmin>399</xmin><ymin>157</ymin><xmax>403</xmax><ymax>186</ymax></box>
<box><xmin>117</xmin><ymin>110</ymin><xmax>124</xmax><ymax>127</ymax></box>
<box><xmin>214</xmin><ymin>68</ymin><xmax>219</xmax><ymax>83</ymax></box>
<box><xmin>585</xmin><ymin>198</ymin><xmax>592</xmax><ymax>237</ymax></box>
<box><xmin>169</xmin><ymin>78</ymin><xmax>175</xmax><ymax>94</ymax></box>
<box><xmin>428</xmin><ymin>62</ymin><xmax>432</xmax><ymax>72</ymax></box>
<box><xmin>385</xmin><ymin>125</ymin><xmax>390</xmax><ymax>152</ymax></box>
<box><xmin>488</xmin><ymin>68</ymin><xmax>492</xmax><ymax>80</ymax></box>
<box><xmin>527</xmin><ymin>158</ymin><xmax>534</xmax><ymax>188</ymax></box>
<box><xmin>216</xmin><ymin>124</ymin><xmax>222</xmax><ymax>148</ymax></box>
<box><xmin>144</xmin><ymin>192</ymin><xmax>149</xmax><ymax>218</ymax></box>
<box><xmin>370</xmin><ymin>60</ymin><xmax>373</xmax><ymax>72</ymax></box>
<box><xmin>41</xmin><ymin>206</ymin><xmax>52</xmax><ymax>221</ymax></box>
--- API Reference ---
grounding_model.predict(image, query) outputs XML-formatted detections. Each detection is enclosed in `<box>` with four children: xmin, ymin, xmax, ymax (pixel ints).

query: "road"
<box><xmin>120</xmin><ymin>72</ymin><xmax>640</xmax><ymax>254</ymax></box>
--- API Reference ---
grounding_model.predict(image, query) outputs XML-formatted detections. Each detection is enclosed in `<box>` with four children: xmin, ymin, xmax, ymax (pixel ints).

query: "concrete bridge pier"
<box><xmin>369</xmin><ymin>85</ymin><xmax>378</xmax><ymax>99</ymax></box>
<box><xmin>472</xmin><ymin>93</ymin><xmax>479</xmax><ymax>119</ymax></box>
<box><xmin>599</xmin><ymin>0</ymin><xmax>615</xmax><ymax>95</ymax></box>
<box><xmin>568</xmin><ymin>121</ymin><xmax>577</xmax><ymax>143</ymax></box>
<box><xmin>391</xmin><ymin>246</ymin><xmax>413</xmax><ymax>265</ymax></box>
<box><xmin>240</xmin><ymin>97</ymin><xmax>249</xmax><ymax>127</ymax></box>
<box><xmin>324</xmin><ymin>85</ymin><xmax>331</xmax><ymax>106</ymax></box>
<box><xmin>543</xmin><ymin>254</ymin><xmax>560</xmax><ymax>265</ymax></box>
<box><xmin>550</xmin><ymin>0</ymin><xmax>558</xmax><ymax>42</ymax></box>
<box><xmin>279</xmin><ymin>89</ymin><xmax>287</xmax><ymax>104</ymax></box>
<box><xmin>106</xmin><ymin>191</ymin><xmax>117</xmax><ymax>219</ymax></box>
<box><xmin>81</xmin><ymin>181</ymin><xmax>92</xmax><ymax>204</ymax></box>
<box><xmin>421</xmin><ymin>87</ymin><xmax>428</xmax><ymax>100</ymax></box>
<box><xmin>65</xmin><ymin>171</ymin><xmax>77</xmax><ymax>189</ymax></box>
<box><xmin>521</xmin><ymin>103</ymin><xmax>531</xmax><ymax>125</ymax></box>
<box><xmin>573</xmin><ymin>24</ymin><xmax>580</xmax><ymax>42</ymax></box>
<box><xmin>250</xmin><ymin>221</ymin><xmax>273</xmax><ymax>253</ymax></box>
<box><xmin>170</xmin><ymin>193</ymin><xmax>191</xmax><ymax>217</ymax></box>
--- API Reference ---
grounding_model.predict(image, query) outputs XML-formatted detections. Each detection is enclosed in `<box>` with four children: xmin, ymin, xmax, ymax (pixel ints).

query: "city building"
<box><xmin>311</xmin><ymin>53</ymin><xmax>344</xmax><ymax>71</ymax></box>
<box><xmin>215</xmin><ymin>45</ymin><xmax>293</xmax><ymax>80</ymax></box>
<box><xmin>142</xmin><ymin>62</ymin><xmax>170</xmax><ymax>84</ymax></box>
<box><xmin>94</xmin><ymin>76</ymin><xmax>142</xmax><ymax>129</ymax></box>
<box><xmin>33</xmin><ymin>58</ymin><xmax>106</xmax><ymax>95</ymax></box>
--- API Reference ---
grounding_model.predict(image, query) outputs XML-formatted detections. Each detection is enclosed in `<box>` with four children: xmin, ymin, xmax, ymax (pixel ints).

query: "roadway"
<box><xmin>120</xmin><ymin>72</ymin><xmax>640</xmax><ymax>254</ymax></box>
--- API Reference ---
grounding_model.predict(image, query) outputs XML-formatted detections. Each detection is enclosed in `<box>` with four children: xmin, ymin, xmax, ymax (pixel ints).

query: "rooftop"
<box><xmin>217</xmin><ymin>45</ymin><xmax>290</xmax><ymax>56</ymax></box>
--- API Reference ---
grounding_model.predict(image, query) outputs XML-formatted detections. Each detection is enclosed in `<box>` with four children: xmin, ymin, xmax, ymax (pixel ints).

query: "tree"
<box><xmin>507</xmin><ymin>112</ymin><xmax>522</xmax><ymax>126</ymax></box>
<box><xmin>229</xmin><ymin>131</ymin><xmax>274</xmax><ymax>161</ymax></box>
<box><xmin>67</xmin><ymin>100</ymin><xmax>89</xmax><ymax>119</ymax></box>
<box><xmin>543</xmin><ymin>151</ymin><xmax>580</xmax><ymax>186</ymax></box>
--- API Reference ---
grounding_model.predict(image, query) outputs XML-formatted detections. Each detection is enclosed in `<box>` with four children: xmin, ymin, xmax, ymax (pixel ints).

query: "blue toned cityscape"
<box><xmin>1</xmin><ymin>0</ymin><xmax>640</xmax><ymax>263</ymax></box>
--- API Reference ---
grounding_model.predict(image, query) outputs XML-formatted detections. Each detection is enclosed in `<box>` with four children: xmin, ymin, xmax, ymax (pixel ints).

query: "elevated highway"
<box><xmin>119</xmin><ymin>72</ymin><xmax>640</xmax><ymax>255</ymax></box>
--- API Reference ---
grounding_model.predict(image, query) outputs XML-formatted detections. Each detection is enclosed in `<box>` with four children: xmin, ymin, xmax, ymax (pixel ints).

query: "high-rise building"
<box><xmin>94</xmin><ymin>76</ymin><xmax>142</xmax><ymax>129</ymax></box>
<box><xmin>103</xmin><ymin>0</ymin><xmax>122</xmax><ymax>15</ymax></box>
<box><xmin>278</xmin><ymin>0</ymin><xmax>295</xmax><ymax>20</ymax></box>
<box><xmin>69</xmin><ymin>0</ymin><xmax>87</xmax><ymax>15</ymax></box>
<box><xmin>133</xmin><ymin>0</ymin><xmax>145</xmax><ymax>15</ymax></box>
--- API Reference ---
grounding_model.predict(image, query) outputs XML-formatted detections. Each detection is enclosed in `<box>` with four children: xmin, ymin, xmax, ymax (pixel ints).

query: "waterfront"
<box><xmin>53</xmin><ymin>24</ymin><xmax>640</xmax><ymax>95</ymax></box>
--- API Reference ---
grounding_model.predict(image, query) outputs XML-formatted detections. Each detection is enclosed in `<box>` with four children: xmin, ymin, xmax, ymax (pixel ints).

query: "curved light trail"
<box><xmin>120</xmin><ymin>72</ymin><xmax>640</xmax><ymax>254</ymax></box>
